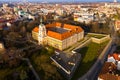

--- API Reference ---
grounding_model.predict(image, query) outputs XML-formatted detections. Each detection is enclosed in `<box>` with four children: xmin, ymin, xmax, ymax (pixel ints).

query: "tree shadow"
<box><xmin>72</xmin><ymin>46</ymin><xmax>89</xmax><ymax>80</ymax></box>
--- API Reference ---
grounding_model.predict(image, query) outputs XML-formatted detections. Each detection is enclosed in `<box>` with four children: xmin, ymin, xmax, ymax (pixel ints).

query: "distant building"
<box><xmin>28</xmin><ymin>14</ymin><xmax>35</xmax><ymax>20</ymax></box>
<box><xmin>104</xmin><ymin>3</ymin><xmax>120</xmax><ymax>8</ymax></box>
<box><xmin>6</xmin><ymin>22</ymin><xmax>12</xmax><ymax>27</ymax></box>
<box><xmin>73</xmin><ymin>12</ymin><xmax>94</xmax><ymax>23</ymax></box>
<box><xmin>0</xmin><ymin>18</ymin><xmax>15</xmax><ymax>30</ymax></box>
<box><xmin>55</xmin><ymin>9</ymin><xmax>64</xmax><ymax>16</ymax></box>
<box><xmin>32</xmin><ymin>21</ymin><xmax>84</xmax><ymax>50</ymax></box>
<box><xmin>115</xmin><ymin>20</ymin><xmax>120</xmax><ymax>31</ymax></box>
<box><xmin>0</xmin><ymin>42</ymin><xmax>4</xmax><ymax>50</ymax></box>
<box><xmin>98</xmin><ymin>62</ymin><xmax>120</xmax><ymax>80</ymax></box>
<box><xmin>98</xmin><ymin>53</ymin><xmax>120</xmax><ymax>80</ymax></box>
<box><xmin>107</xmin><ymin>53</ymin><xmax>120</xmax><ymax>70</ymax></box>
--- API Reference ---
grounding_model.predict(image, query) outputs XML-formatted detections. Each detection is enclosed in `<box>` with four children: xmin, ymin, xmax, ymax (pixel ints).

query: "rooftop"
<box><xmin>108</xmin><ymin>53</ymin><xmax>120</xmax><ymax>61</ymax></box>
<box><xmin>51</xmin><ymin>51</ymin><xmax>81</xmax><ymax>75</ymax></box>
<box><xmin>48</xmin><ymin>27</ymin><xmax>69</xmax><ymax>34</ymax></box>
<box><xmin>99</xmin><ymin>62</ymin><xmax>120</xmax><ymax>80</ymax></box>
<box><xmin>115</xmin><ymin>20</ymin><xmax>120</xmax><ymax>28</ymax></box>
<box><xmin>32</xmin><ymin>22</ymin><xmax>83</xmax><ymax>40</ymax></box>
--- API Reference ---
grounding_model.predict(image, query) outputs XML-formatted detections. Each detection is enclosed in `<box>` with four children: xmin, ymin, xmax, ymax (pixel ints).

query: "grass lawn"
<box><xmin>87</xmin><ymin>34</ymin><xmax>106</xmax><ymax>39</ymax></box>
<box><xmin>72</xmin><ymin>40</ymin><xmax>109</xmax><ymax>80</ymax></box>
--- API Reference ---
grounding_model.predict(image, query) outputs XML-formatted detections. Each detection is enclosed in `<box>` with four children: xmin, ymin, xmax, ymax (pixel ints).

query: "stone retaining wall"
<box><xmin>77</xmin><ymin>39</ymin><xmax>113</xmax><ymax>80</ymax></box>
<box><xmin>91</xmin><ymin>35</ymin><xmax>110</xmax><ymax>44</ymax></box>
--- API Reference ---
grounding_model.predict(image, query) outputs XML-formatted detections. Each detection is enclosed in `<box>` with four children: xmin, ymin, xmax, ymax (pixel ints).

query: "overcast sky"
<box><xmin>1</xmin><ymin>0</ymin><xmax>120</xmax><ymax>2</ymax></box>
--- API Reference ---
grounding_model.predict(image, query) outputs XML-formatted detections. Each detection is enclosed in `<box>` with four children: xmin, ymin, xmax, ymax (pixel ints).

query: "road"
<box><xmin>109</xmin><ymin>44</ymin><xmax>116</xmax><ymax>54</ymax></box>
<box><xmin>21</xmin><ymin>58</ymin><xmax>40</xmax><ymax>80</ymax></box>
<box><xmin>93</xmin><ymin>19</ymin><xmax>117</xmax><ymax>80</ymax></box>
<box><xmin>78</xmin><ymin>19</ymin><xmax>117</xmax><ymax>80</ymax></box>
<box><xmin>64</xmin><ymin>37</ymin><xmax>89</xmax><ymax>53</ymax></box>
<box><xmin>94</xmin><ymin>20</ymin><xmax>117</xmax><ymax>80</ymax></box>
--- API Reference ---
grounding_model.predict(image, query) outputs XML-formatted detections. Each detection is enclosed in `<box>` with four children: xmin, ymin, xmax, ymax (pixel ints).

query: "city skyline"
<box><xmin>0</xmin><ymin>0</ymin><xmax>120</xmax><ymax>80</ymax></box>
<box><xmin>1</xmin><ymin>0</ymin><xmax>120</xmax><ymax>2</ymax></box>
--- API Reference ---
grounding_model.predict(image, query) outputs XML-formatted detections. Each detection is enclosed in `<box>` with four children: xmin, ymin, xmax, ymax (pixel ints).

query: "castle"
<box><xmin>32</xmin><ymin>20</ymin><xmax>84</xmax><ymax>50</ymax></box>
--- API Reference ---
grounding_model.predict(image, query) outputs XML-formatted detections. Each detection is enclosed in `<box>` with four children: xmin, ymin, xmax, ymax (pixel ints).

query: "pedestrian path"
<box><xmin>64</xmin><ymin>37</ymin><xmax>90</xmax><ymax>53</ymax></box>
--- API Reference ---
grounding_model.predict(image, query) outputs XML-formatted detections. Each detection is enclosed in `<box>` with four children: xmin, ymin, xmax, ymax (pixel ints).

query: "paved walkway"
<box><xmin>109</xmin><ymin>45</ymin><xmax>116</xmax><ymax>54</ymax></box>
<box><xmin>22</xmin><ymin>58</ymin><xmax>40</xmax><ymax>80</ymax></box>
<box><xmin>78</xmin><ymin>20</ymin><xmax>116</xmax><ymax>80</ymax></box>
<box><xmin>64</xmin><ymin>37</ymin><xmax>89</xmax><ymax>53</ymax></box>
<box><xmin>78</xmin><ymin>39</ymin><xmax>113</xmax><ymax>80</ymax></box>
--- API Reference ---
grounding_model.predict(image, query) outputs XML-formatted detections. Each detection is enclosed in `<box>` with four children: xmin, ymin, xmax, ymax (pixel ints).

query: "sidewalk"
<box><xmin>64</xmin><ymin>37</ymin><xmax>90</xmax><ymax>53</ymax></box>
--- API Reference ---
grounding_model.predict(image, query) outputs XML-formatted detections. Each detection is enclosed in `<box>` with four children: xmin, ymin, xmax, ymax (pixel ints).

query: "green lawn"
<box><xmin>72</xmin><ymin>40</ymin><xmax>109</xmax><ymax>80</ymax></box>
<box><xmin>87</xmin><ymin>34</ymin><xmax>106</xmax><ymax>39</ymax></box>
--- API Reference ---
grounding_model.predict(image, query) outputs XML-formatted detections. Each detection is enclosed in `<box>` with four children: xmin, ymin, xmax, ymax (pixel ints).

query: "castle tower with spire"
<box><xmin>38</xmin><ymin>17</ymin><xmax>47</xmax><ymax>45</ymax></box>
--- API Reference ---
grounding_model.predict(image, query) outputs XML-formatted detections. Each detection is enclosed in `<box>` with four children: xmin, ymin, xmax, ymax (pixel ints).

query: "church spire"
<box><xmin>38</xmin><ymin>16</ymin><xmax>46</xmax><ymax>45</ymax></box>
<box><xmin>40</xmin><ymin>16</ymin><xmax>43</xmax><ymax>24</ymax></box>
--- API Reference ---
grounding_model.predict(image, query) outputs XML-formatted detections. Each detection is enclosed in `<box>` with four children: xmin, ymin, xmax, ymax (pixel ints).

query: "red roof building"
<box><xmin>32</xmin><ymin>22</ymin><xmax>84</xmax><ymax>50</ymax></box>
<box><xmin>33</xmin><ymin>22</ymin><xmax>83</xmax><ymax>40</ymax></box>
<box><xmin>98</xmin><ymin>62</ymin><xmax>120</xmax><ymax>80</ymax></box>
<box><xmin>115</xmin><ymin>20</ymin><xmax>120</xmax><ymax>31</ymax></box>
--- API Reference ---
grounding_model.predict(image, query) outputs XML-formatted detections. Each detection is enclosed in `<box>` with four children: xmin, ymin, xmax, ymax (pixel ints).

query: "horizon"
<box><xmin>0</xmin><ymin>0</ymin><xmax>120</xmax><ymax>3</ymax></box>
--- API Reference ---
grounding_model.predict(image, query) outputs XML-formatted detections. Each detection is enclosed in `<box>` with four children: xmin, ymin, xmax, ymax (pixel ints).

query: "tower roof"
<box><xmin>33</xmin><ymin>27</ymin><xmax>39</xmax><ymax>32</ymax></box>
<box><xmin>40</xmin><ymin>18</ymin><xmax>42</xmax><ymax>24</ymax></box>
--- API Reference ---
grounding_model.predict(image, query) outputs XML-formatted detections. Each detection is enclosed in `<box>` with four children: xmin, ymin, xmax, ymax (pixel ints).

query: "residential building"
<box><xmin>115</xmin><ymin>20</ymin><xmax>120</xmax><ymax>31</ymax></box>
<box><xmin>0</xmin><ymin>42</ymin><xmax>4</xmax><ymax>49</ymax></box>
<box><xmin>98</xmin><ymin>62</ymin><xmax>120</xmax><ymax>80</ymax></box>
<box><xmin>73</xmin><ymin>12</ymin><xmax>94</xmax><ymax>23</ymax></box>
<box><xmin>98</xmin><ymin>52</ymin><xmax>120</xmax><ymax>80</ymax></box>
<box><xmin>107</xmin><ymin>53</ymin><xmax>120</xmax><ymax>70</ymax></box>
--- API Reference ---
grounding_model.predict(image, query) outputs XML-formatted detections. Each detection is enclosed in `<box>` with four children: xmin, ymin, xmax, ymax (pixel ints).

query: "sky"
<box><xmin>1</xmin><ymin>0</ymin><xmax>120</xmax><ymax>2</ymax></box>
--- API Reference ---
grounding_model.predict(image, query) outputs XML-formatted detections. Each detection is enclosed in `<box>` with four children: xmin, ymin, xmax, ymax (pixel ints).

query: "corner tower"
<box><xmin>38</xmin><ymin>17</ymin><xmax>47</xmax><ymax>45</ymax></box>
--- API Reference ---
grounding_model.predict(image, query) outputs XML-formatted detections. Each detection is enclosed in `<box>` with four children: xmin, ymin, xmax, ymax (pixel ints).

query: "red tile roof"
<box><xmin>47</xmin><ymin>30</ymin><xmax>62</xmax><ymax>40</ymax></box>
<box><xmin>116</xmin><ymin>21</ymin><xmax>120</xmax><ymax>28</ymax></box>
<box><xmin>32</xmin><ymin>22</ymin><xmax>84</xmax><ymax>40</ymax></box>
<box><xmin>113</xmin><ymin>53</ymin><xmax>120</xmax><ymax>61</ymax></box>
<box><xmin>99</xmin><ymin>74</ymin><xmax>120</xmax><ymax>80</ymax></box>
<box><xmin>33</xmin><ymin>27</ymin><xmax>39</xmax><ymax>32</ymax></box>
<box><xmin>99</xmin><ymin>62</ymin><xmax>119</xmax><ymax>80</ymax></box>
<box><xmin>108</xmin><ymin>53</ymin><xmax>120</xmax><ymax>61</ymax></box>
